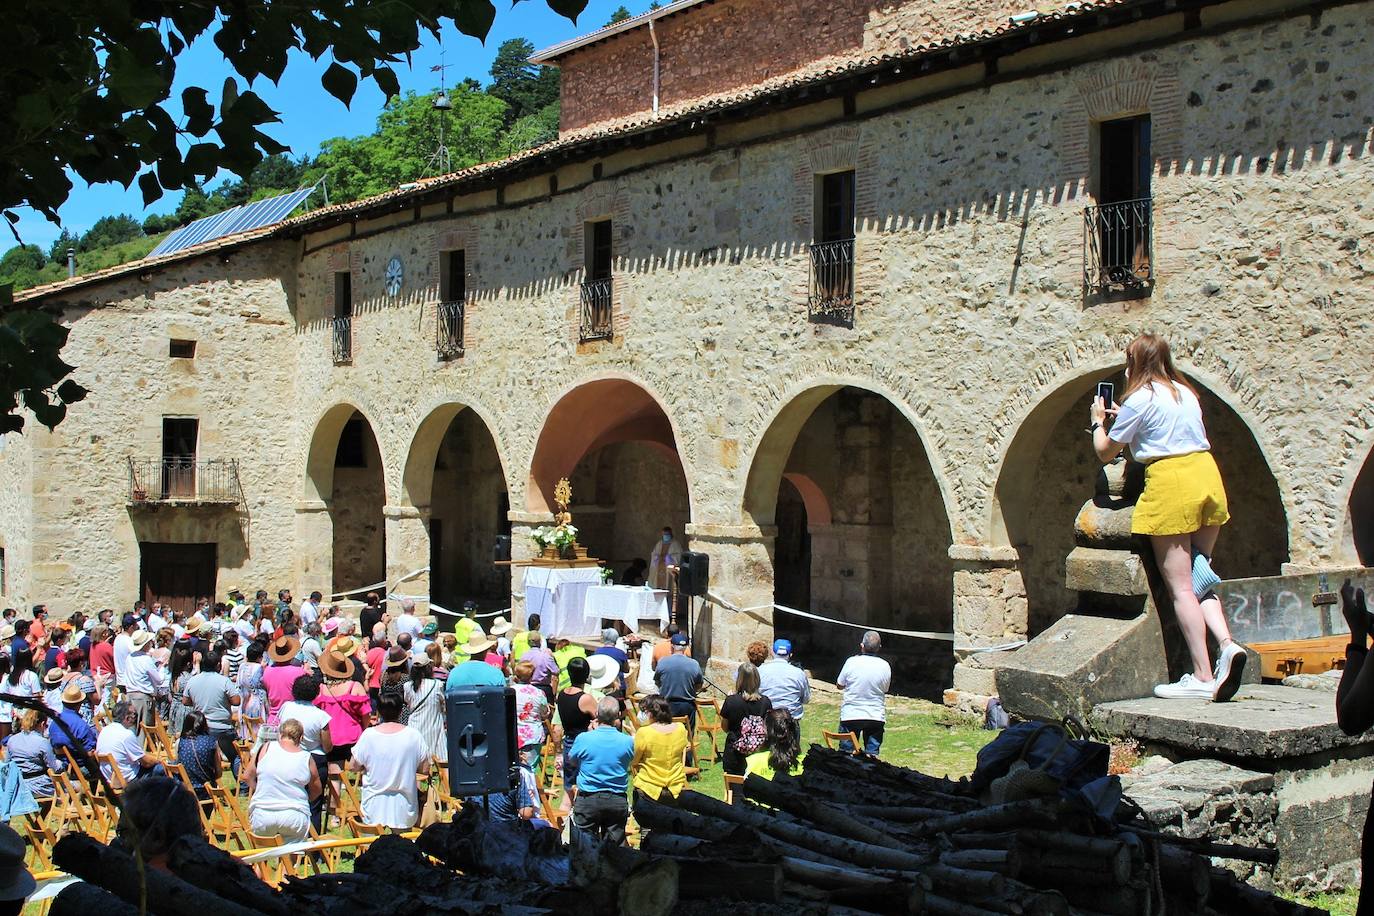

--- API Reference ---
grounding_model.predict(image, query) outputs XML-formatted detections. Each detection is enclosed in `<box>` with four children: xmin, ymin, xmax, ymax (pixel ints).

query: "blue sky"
<box><xmin>12</xmin><ymin>1</ymin><xmax>638</xmax><ymax>250</ymax></box>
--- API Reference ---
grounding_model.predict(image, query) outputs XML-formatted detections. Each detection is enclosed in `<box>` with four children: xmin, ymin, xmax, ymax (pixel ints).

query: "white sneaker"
<box><xmin>1212</xmin><ymin>642</ymin><xmax>1248</xmax><ymax>702</ymax></box>
<box><xmin>1153</xmin><ymin>673</ymin><xmax>1214</xmax><ymax>699</ymax></box>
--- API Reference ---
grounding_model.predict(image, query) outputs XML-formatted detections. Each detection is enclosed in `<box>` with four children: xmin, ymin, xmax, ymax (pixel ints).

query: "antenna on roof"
<box><xmin>423</xmin><ymin>50</ymin><xmax>454</xmax><ymax>179</ymax></box>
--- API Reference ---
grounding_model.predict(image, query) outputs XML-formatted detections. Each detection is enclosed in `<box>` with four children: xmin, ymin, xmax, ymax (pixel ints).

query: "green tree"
<box><xmin>79</xmin><ymin>214</ymin><xmax>143</xmax><ymax>251</ymax></box>
<box><xmin>498</xmin><ymin>102</ymin><xmax>562</xmax><ymax>156</ymax></box>
<box><xmin>0</xmin><ymin>245</ymin><xmax>49</xmax><ymax>290</ymax></box>
<box><xmin>1</xmin><ymin>0</ymin><xmax>586</xmax><ymax>433</ymax></box>
<box><xmin>46</xmin><ymin>229</ymin><xmax>81</xmax><ymax>264</ymax></box>
<box><xmin>312</xmin><ymin>87</ymin><xmax>507</xmax><ymax>203</ymax></box>
<box><xmin>605</xmin><ymin>6</ymin><xmax>632</xmax><ymax>25</ymax></box>
<box><xmin>488</xmin><ymin>38</ymin><xmax>560</xmax><ymax>127</ymax></box>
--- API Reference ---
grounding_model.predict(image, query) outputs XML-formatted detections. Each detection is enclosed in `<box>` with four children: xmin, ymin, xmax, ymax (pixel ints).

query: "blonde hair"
<box><xmin>15</xmin><ymin>709</ymin><xmax>45</xmax><ymax>733</ymax></box>
<box><xmin>1122</xmin><ymin>333</ymin><xmax>1196</xmax><ymax>404</ymax></box>
<box><xmin>278</xmin><ymin>719</ymin><xmax>304</xmax><ymax>744</ymax></box>
<box><xmin>734</xmin><ymin>662</ymin><xmax>762</xmax><ymax>701</ymax></box>
<box><xmin>513</xmin><ymin>660</ymin><xmax>536</xmax><ymax>683</ymax></box>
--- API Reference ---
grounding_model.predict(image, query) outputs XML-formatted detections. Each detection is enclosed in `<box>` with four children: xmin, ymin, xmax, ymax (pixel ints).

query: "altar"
<box><xmin>522</xmin><ymin>566</ymin><xmax>604</xmax><ymax>637</ymax></box>
<box><xmin>583</xmin><ymin>585</ymin><xmax>671</xmax><ymax>632</ymax></box>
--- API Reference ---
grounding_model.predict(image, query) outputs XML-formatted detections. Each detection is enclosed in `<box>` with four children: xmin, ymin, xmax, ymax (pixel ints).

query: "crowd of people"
<box><xmin>0</xmin><ymin>588</ymin><xmax>893</xmax><ymax>857</ymax></box>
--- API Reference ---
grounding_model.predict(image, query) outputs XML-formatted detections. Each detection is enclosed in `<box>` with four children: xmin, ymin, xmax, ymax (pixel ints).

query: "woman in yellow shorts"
<box><xmin>1091</xmin><ymin>333</ymin><xmax>1247</xmax><ymax>702</ymax></box>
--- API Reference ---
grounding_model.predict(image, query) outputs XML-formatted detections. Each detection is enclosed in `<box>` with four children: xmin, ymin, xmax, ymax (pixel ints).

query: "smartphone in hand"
<box><xmin>1096</xmin><ymin>381</ymin><xmax>1114</xmax><ymax>407</ymax></box>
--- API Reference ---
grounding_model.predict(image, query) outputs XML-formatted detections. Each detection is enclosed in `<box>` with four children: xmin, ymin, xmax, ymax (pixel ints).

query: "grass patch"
<box><xmin>1285</xmin><ymin>887</ymin><xmax>1356</xmax><ymax>916</ymax></box>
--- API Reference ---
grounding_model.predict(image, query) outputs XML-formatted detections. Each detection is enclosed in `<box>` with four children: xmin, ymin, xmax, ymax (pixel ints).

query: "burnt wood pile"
<box><xmin>44</xmin><ymin>746</ymin><xmax>1329</xmax><ymax>915</ymax></box>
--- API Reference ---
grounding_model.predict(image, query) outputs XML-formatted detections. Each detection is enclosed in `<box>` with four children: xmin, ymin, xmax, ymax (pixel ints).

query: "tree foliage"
<box><xmin>0</xmin><ymin>0</ymin><xmax>585</xmax><ymax>433</ymax></box>
<box><xmin>488</xmin><ymin>38</ymin><xmax>562</xmax><ymax>128</ymax></box>
<box><xmin>605</xmin><ymin>7</ymin><xmax>633</xmax><ymax>25</ymax></box>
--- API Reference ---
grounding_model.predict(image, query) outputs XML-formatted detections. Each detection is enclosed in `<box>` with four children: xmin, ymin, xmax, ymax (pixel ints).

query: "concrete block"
<box><xmin>1065</xmin><ymin>546</ymin><xmax>1148</xmax><ymax>596</ymax></box>
<box><xmin>952</xmin><ymin>660</ymin><xmax>998</xmax><ymax>695</ymax></box>
<box><xmin>983</xmin><ymin>612</ymin><xmax>1167</xmax><ymax>722</ymax></box>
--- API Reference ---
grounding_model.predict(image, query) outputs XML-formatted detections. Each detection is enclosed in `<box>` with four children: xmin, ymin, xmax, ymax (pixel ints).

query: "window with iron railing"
<box><xmin>1084</xmin><ymin>198</ymin><xmax>1153</xmax><ymax>294</ymax></box>
<box><xmin>810</xmin><ymin>170</ymin><xmax>856</xmax><ymax>326</ymax></box>
<box><xmin>580</xmin><ymin>220</ymin><xmax>614</xmax><ymax>342</ymax></box>
<box><xmin>437</xmin><ymin>300</ymin><xmax>464</xmax><ymax>358</ymax></box>
<box><xmin>1085</xmin><ymin>114</ymin><xmax>1153</xmax><ymax>296</ymax></box>
<box><xmin>128</xmin><ymin>457</ymin><xmax>243</xmax><ymax>505</ymax></box>
<box><xmin>332</xmin><ymin>316</ymin><xmax>353</xmax><ymax>363</ymax></box>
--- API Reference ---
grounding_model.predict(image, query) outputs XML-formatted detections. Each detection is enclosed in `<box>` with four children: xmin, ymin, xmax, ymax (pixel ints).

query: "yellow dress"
<box><xmin>631</xmin><ymin>723</ymin><xmax>688</xmax><ymax>799</ymax></box>
<box><xmin>1131</xmin><ymin>451</ymin><xmax>1230</xmax><ymax>536</ymax></box>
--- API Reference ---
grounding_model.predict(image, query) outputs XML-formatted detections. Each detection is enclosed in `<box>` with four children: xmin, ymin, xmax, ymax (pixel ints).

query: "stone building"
<box><xmin>2</xmin><ymin>0</ymin><xmax>1372</xmax><ymax>694</ymax></box>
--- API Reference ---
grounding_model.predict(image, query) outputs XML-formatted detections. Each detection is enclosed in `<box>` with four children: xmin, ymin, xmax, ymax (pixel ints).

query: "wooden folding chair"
<box><xmin>346</xmin><ymin>815</ymin><xmax>386</xmax><ymax>838</ymax></box>
<box><xmin>242</xmin><ymin>831</ymin><xmax>289</xmax><ymax>885</ymax></box>
<box><xmin>694</xmin><ymin>697</ymin><xmax>724</xmax><ymax>764</ymax></box>
<box><xmin>822</xmin><ymin>730</ymin><xmax>862</xmax><ymax>754</ymax></box>
<box><xmin>162</xmin><ymin>760</ymin><xmax>195</xmax><ymax>792</ymax></box>
<box><xmin>335</xmin><ymin>770</ymin><xmax>364</xmax><ymax>825</ymax></box>
<box><xmin>429</xmin><ymin>761</ymin><xmax>461</xmax><ymax>820</ymax></box>
<box><xmin>21</xmin><ymin>813</ymin><xmax>56</xmax><ymax>871</ymax></box>
<box><xmin>144</xmin><ymin>721</ymin><xmax>176</xmax><ymax>760</ymax></box>
<box><xmin>535</xmin><ymin>779</ymin><xmax>565</xmax><ymax>831</ymax></box>
<box><xmin>94</xmin><ymin>753</ymin><xmax>128</xmax><ymax>796</ymax></box>
<box><xmin>240</xmin><ymin>715</ymin><xmax>263</xmax><ymax>742</ymax></box>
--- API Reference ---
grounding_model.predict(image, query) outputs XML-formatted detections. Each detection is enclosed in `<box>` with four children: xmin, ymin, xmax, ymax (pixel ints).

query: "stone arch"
<box><xmin>741</xmin><ymin>382</ymin><xmax>955</xmax><ymax>699</ymax></box>
<box><xmin>303</xmin><ymin>402</ymin><xmax>388</xmax><ymax>503</ymax></box>
<box><xmin>527</xmin><ymin>375</ymin><xmax>694</xmax><ymax>517</ymax></box>
<box><xmin>400</xmin><ymin>399</ymin><xmax>511</xmax><ymax>509</ymax></box>
<box><xmin>991</xmin><ymin>363</ymin><xmax>1290</xmax><ymax>636</ymax></box>
<box><xmin>741</xmin><ymin>377</ymin><xmax>955</xmax><ymax>533</ymax></box>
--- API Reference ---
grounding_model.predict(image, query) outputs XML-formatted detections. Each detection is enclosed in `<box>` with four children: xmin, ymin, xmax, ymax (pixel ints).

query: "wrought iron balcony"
<box><xmin>580</xmin><ymin>277</ymin><xmax>613</xmax><ymax>342</ymax></box>
<box><xmin>1084</xmin><ymin>197</ymin><xmax>1154</xmax><ymax>295</ymax></box>
<box><xmin>437</xmin><ymin>300</ymin><xmax>465</xmax><ymax>359</ymax></box>
<box><xmin>332</xmin><ymin>316</ymin><xmax>353</xmax><ymax>364</ymax></box>
<box><xmin>128</xmin><ymin>457</ymin><xmax>243</xmax><ymax>506</ymax></box>
<box><xmin>808</xmin><ymin>238</ymin><xmax>855</xmax><ymax>327</ymax></box>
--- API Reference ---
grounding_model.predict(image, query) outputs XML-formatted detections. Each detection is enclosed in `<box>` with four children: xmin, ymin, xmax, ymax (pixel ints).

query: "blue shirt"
<box><xmin>758</xmin><ymin>658</ymin><xmax>812</xmax><ymax>720</ymax></box>
<box><xmin>479</xmin><ymin>763</ymin><xmax>537</xmax><ymax>821</ymax></box>
<box><xmin>654</xmin><ymin>653</ymin><xmax>703</xmax><ymax>701</ymax></box>
<box><xmin>445</xmin><ymin>660</ymin><xmax>507</xmax><ymax>691</ymax></box>
<box><xmin>569</xmin><ymin>726</ymin><xmax>635</xmax><ymax>794</ymax></box>
<box><xmin>49</xmin><ymin>708</ymin><xmax>97</xmax><ymax>755</ymax></box>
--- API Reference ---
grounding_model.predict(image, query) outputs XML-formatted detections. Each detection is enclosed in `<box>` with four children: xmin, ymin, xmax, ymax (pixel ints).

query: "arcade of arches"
<box><xmin>297</xmin><ymin>375</ymin><xmax>1307</xmax><ymax>697</ymax></box>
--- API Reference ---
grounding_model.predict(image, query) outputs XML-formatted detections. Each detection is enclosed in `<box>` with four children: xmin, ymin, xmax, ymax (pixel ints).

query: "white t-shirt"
<box><xmin>837</xmin><ymin>654</ymin><xmax>892</xmax><ymax>722</ymax></box>
<box><xmin>395</xmin><ymin>614</ymin><xmax>422</xmax><ymax>639</ymax></box>
<box><xmin>1108</xmin><ymin>381</ymin><xmax>1210</xmax><ymax>463</ymax></box>
<box><xmin>96</xmin><ymin>721</ymin><xmax>146</xmax><ymax>782</ymax></box>
<box><xmin>278</xmin><ymin>701</ymin><xmax>333</xmax><ymax>754</ymax></box>
<box><xmin>352</xmin><ymin>725</ymin><xmax>429</xmax><ymax>829</ymax></box>
<box><xmin>113</xmin><ymin>632</ymin><xmax>134</xmax><ymax>687</ymax></box>
<box><xmin>298</xmin><ymin>601</ymin><xmax>318</xmax><ymax>627</ymax></box>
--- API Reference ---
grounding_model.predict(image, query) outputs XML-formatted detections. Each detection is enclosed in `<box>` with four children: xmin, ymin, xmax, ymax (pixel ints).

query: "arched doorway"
<box><xmin>401</xmin><ymin>405</ymin><xmax>511</xmax><ymax>613</ymax></box>
<box><xmin>303</xmin><ymin>406</ymin><xmax>386</xmax><ymax>597</ymax></box>
<box><xmin>744</xmin><ymin>385</ymin><xmax>954</xmax><ymax>699</ymax></box>
<box><xmin>527</xmin><ymin>378</ymin><xmax>692</xmax><ymax>627</ymax></box>
<box><xmin>1349</xmin><ymin>448</ymin><xmax>1374</xmax><ymax>565</ymax></box>
<box><xmin>993</xmin><ymin>372</ymin><xmax>1289</xmax><ymax>636</ymax></box>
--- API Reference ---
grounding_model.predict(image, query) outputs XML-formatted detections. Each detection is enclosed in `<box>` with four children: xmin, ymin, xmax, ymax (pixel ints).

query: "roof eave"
<box><xmin>530</xmin><ymin>0</ymin><xmax>714</xmax><ymax>63</ymax></box>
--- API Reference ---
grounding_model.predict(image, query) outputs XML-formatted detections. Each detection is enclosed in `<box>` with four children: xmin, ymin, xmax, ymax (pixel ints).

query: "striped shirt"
<box><xmin>222</xmin><ymin>647</ymin><xmax>245</xmax><ymax>681</ymax></box>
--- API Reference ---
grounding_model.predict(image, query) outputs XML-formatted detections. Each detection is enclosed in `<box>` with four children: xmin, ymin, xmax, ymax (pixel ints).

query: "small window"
<box><xmin>816</xmin><ymin>170</ymin><xmax>856</xmax><ymax>243</ymax></box>
<box><xmin>586</xmin><ymin>220</ymin><xmax>612</xmax><ymax>281</ymax></box>
<box><xmin>1098</xmin><ymin>115</ymin><xmax>1151</xmax><ymax>204</ymax></box>
<box><xmin>440</xmin><ymin>249</ymin><xmax>466</xmax><ymax>303</ymax></box>
<box><xmin>169</xmin><ymin>339</ymin><xmax>196</xmax><ymax>358</ymax></box>
<box><xmin>334</xmin><ymin>271</ymin><xmax>353</xmax><ymax>319</ymax></box>
<box><xmin>335</xmin><ymin>415</ymin><xmax>368</xmax><ymax>468</ymax></box>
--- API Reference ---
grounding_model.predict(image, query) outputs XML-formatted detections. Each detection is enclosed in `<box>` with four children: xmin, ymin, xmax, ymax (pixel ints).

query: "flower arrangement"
<box><xmin>599</xmin><ymin>565</ymin><xmax>614</xmax><ymax>584</ymax></box>
<box><xmin>531</xmin><ymin>524</ymin><xmax>579</xmax><ymax>551</ymax></box>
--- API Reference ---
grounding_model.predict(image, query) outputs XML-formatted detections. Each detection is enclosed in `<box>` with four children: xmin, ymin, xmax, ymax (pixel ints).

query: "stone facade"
<box><xmin>2</xmin><ymin>1</ymin><xmax>1373</xmax><ymax>692</ymax></box>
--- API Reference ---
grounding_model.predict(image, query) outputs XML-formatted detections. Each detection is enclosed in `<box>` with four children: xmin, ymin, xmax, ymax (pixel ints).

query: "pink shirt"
<box><xmin>316</xmin><ymin>685</ymin><xmax>371</xmax><ymax>746</ymax></box>
<box><xmin>260</xmin><ymin>664</ymin><xmax>305</xmax><ymax>725</ymax></box>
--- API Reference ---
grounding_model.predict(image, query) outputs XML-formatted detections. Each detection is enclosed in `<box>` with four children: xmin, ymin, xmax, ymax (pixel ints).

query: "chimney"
<box><xmin>66</xmin><ymin>248</ymin><xmax>76</xmax><ymax>278</ymax></box>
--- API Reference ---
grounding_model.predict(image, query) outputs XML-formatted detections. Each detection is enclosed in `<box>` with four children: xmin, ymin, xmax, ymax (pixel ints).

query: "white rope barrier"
<box><xmin>326</xmin><ymin>566</ymin><xmax>430</xmax><ymax>601</ymax></box>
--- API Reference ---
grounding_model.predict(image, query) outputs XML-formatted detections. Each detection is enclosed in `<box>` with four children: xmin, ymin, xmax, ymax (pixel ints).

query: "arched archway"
<box><xmin>401</xmin><ymin>404</ymin><xmax>512</xmax><ymax>610</ymax></box>
<box><xmin>992</xmin><ymin>370</ymin><xmax>1289</xmax><ymax>636</ymax></box>
<box><xmin>302</xmin><ymin>405</ymin><xmax>386</xmax><ymax>596</ymax></box>
<box><xmin>528</xmin><ymin>378</ymin><xmax>692</xmax><ymax>593</ymax></box>
<box><xmin>743</xmin><ymin>385</ymin><xmax>954</xmax><ymax>699</ymax></box>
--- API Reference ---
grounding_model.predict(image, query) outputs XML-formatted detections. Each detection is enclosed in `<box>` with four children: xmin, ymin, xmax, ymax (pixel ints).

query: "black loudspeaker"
<box><xmin>445</xmin><ymin>685</ymin><xmax>517</xmax><ymax>796</ymax></box>
<box><xmin>493</xmin><ymin>535</ymin><xmax>512</xmax><ymax>562</ymax></box>
<box><xmin>678</xmin><ymin>551</ymin><xmax>710</xmax><ymax>597</ymax></box>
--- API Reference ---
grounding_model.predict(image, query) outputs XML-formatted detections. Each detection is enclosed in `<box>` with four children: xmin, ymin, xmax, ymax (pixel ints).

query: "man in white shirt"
<box><xmin>145</xmin><ymin>603</ymin><xmax>168</xmax><ymax>633</ymax></box>
<box><xmin>759</xmin><ymin>638</ymin><xmax>811</xmax><ymax>720</ymax></box>
<box><xmin>232</xmin><ymin>603</ymin><xmax>256</xmax><ymax>642</ymax></box>
<box><xmin>299</xmin><ymin>591</ymin><xmax>321</xmax><ymax>628</ymax></box>
<box><xmin>113</xmin><ymin>613</ymin><xmax>138</xmax><ymax>689</ymax></box>
<box><xmin>96</xmin><ymin>701</ymin><xmax>162</xmax><ymax>783</ymax></box>
<box><xmin>394</xmin><ymin>598</ymin><xmax>423</xmax><ymax>640</ymax></box>
<box><xmin>836</xmin><ymin>630</ymin><xmax>892</xmax><ymax>756</ymax></box>
<box><xmin>124</xmin><ymin>630</ymin><xmax>166</xmax><ymax>726</ymax></box>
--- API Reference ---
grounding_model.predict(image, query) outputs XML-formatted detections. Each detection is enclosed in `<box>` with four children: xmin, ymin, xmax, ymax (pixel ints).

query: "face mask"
<box><xmin>662</xmin><ymin>534</ymin><xmax>672</xmax><ymax>544</ymax></box>
<box><xmin>637</xmin><ymin>710</ymin><xmax>650</xmax><ymax>725</ymax></box>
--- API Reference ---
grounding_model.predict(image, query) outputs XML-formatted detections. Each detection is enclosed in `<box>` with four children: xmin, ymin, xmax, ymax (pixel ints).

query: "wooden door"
<box><xmin>139</xmin><ymin>543</ymin><xmax>216</xmax><ymax>619</ymax></box>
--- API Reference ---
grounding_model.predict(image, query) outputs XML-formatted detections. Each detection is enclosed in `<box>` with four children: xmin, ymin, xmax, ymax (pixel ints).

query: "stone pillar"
<box><xmin>507</xmin><ymin>511</ymin><xmax>555</xmax><ymax>629</ymax></box>
<box><xmin>383</xmin><ymin>504</ymin><xmax>431</xmax><ymax>614</ymax></box>
<box><xmin>946</xmin><ymin>544</ymin><xmax>1027</xmax><ymax>708</ymax></box>
<box><xmin>808</xmin><ymin>522</ymin><xmax>892</xmax><ymax>624</ymax></box>
<box><xmin>683</xmin><ymin>522</ymin><xmax>776</xmax><ymax>682</ymax></box>
<box><xmin>295</xmin><ymin>500</ymin><xmax>333</xmax><ymax>598</ymax></box>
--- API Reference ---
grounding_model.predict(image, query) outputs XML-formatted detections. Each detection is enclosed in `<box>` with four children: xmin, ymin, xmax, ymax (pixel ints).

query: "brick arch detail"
<box><xmin>1058</xmin><ymin>59</ymin><xmax>1184</xmax><ymax>184</ymax></box>
<box><xmin>568</xmin><ymin>181</ymin><xmax>634</xmax><ymax>342</ymax></box>
<box><xmin>735</xmin><ymin>360</ymin><xmax>957</xmax><ymax>536</ymax></box>
<box><xmin>790</xmin><ymin>124</ymin><xmax>881</xmax><ymax>231</ymax></box>
<box><xmin>979</xmin><ymin>335</ymin><xmax>1296</xmax><ymax>548</ymax></box>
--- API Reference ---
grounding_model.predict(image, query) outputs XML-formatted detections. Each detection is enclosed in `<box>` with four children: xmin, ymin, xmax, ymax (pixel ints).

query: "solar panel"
<box><xmin>147</xmin><ymin>184</ymin><xmax>320</xmax><ymax>258</ymax></box>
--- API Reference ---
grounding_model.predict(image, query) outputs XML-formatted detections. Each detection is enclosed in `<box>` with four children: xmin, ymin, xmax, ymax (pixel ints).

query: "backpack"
<box><xmin>733</xmin><ymin>714</ymin><xmax>767</xmax><ymax>753</ymax></box>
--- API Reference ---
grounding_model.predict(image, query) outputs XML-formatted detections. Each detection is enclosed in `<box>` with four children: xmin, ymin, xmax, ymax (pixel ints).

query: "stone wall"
<box><xmin>554</xmin><ymin>0</ymin><xmax>1031</xmax><ymax>132</ymax></box>
<box><xmin>330</xmin><ymin>426</ymin><xmax>386</xmax><ymax>596</ymax></box>
<box><xmin>4</xmin><ymin>3</ymin><xmax>1373</xmax><ymax>684</ymax></box>
<box><xmin>0</xmin><ymin>432</ymin><xmax>33</xmax><ymax>606</ymax></box>
<box><xmin>430</xmin><ymin>407</ymin><xmax>508</xmax><ymax>604</ymax></box>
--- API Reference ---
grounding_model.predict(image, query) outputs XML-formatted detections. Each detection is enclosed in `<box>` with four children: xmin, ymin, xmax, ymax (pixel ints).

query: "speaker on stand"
<box><xmin>445</xmin><ymin>684</ymin><xmax>517</xmax><ymax>798</ymax></box>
